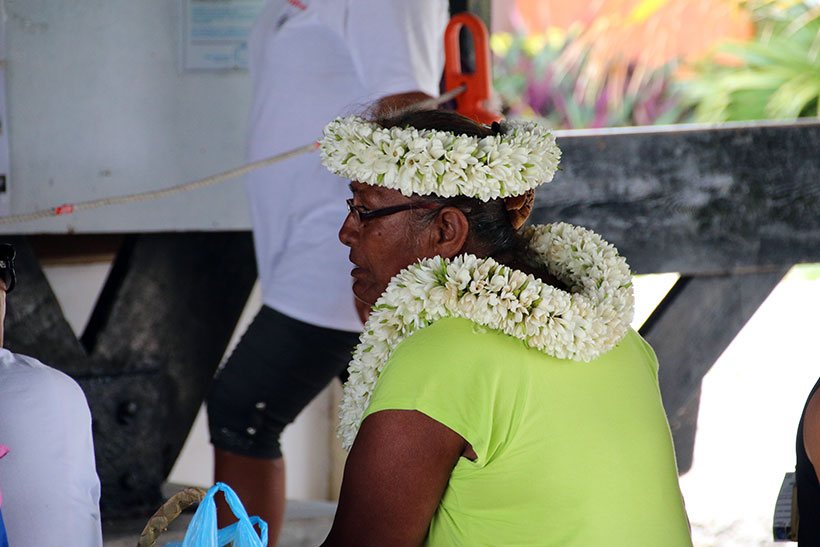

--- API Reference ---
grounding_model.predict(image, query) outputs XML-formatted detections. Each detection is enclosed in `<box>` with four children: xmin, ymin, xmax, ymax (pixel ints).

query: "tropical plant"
<box><xmin>679</xmin><ymin>0</ymin><xmax>820</xmax><ymax>121</ymax></box>
<box><xmin>492</xmin><ymin>29</ymin><xmax>687</xmax><ymax>129</ymax></box>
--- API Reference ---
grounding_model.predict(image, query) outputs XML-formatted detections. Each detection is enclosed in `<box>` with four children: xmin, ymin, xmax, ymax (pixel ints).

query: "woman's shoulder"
<box><xmin>0</xmin><ymin>350</ymin><xmax>90</xmax><ymax>419</ymax></box>
<box><xmin>368</xmin><ymin>318</ymin><xmax>533</xmax><ymax>448</ymax></box>
<box><xmin>603</xmin><ymin>328</ymin><xmax>661</xmax><ymax>376</ymax></box>
<box><xmin>397</xmin><ymin>316</ymin><xmax>532</xmax><ymax>356</ymax></box>
<box><xmin>386</xmin><ymin>316</ymin><xmax>560</xmax><ymax>383</ymax></box>
<box><xmin>406</xmin><ymin>316</ymin><xmax>499</xmax><ymax>341</ymax></box>
<box><xmin>398</xmin><ymin>317</ymin><xmax>648</xmax><ymax>365</ymax></box>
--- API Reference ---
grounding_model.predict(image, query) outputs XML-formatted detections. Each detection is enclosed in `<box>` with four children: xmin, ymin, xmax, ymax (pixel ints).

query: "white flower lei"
<box><xmin>338</xmin><ymin>222</ymin><xmax>635</xmax><ymax>450</ymax></box>
<box><xmin>319</xmin><ymin>116</ymin><xmax>561</xmax><ymax>201</ymax></box>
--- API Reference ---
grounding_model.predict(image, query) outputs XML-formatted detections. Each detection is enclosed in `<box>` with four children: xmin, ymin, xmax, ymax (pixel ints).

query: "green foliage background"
<box><xmin>492</xmin><ymin>1</ymin><xmax>820</xmax><ymax>126</ymax></box>
<box><xmin>679</xmin><ymin>1</ymin><xmax>820</xmax><ymax>122</ymax></box>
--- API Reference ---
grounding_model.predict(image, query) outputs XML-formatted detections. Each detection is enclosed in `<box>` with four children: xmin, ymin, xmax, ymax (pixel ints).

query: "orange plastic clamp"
<box><xmin>444</xmin><ymin>13</ymin><xmax>502</xmax><ymax>125</ymax></box>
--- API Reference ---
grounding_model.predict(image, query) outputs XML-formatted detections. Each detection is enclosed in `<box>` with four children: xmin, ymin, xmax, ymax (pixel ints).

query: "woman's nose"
<box><xmin>338</xmin><ymin>212</ymin><xmax>357</xmax><ymax>247</ymax></box>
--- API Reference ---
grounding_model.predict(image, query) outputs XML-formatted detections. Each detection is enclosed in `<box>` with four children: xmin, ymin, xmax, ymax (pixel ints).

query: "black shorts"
<box><xmin>207</xmin><ymin>305</ymin><xmax>360</xmax><ymax>459</ymax></box>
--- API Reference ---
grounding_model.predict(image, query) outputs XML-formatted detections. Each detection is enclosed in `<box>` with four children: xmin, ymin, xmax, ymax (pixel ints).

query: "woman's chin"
<box><xmin>352</xmin><ymin>282</ymin><xmax>375</xmax><ymax>307</ymax></box>
<box><xmin>354</xmin><ymin>280</ymin><xmax>391</xmax><ymax>308</ymax></box>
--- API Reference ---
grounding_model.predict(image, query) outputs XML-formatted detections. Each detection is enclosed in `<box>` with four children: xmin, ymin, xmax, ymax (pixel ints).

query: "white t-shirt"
<box><xmin>0</xmin><ymin>349</ymin><xmax>102</xmax><ymax>547</ymax></box>
<box><xmin>246</xmin><ymin>0</ymin><xmax>448</xmax><ymax>331</ymax></box>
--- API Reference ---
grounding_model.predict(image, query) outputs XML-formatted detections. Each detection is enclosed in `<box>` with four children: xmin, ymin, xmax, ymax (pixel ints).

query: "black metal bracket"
<box><xmin>3</xmin><ymin>232</ymin><xmax>256</xmax><ymax>516</ymax></box>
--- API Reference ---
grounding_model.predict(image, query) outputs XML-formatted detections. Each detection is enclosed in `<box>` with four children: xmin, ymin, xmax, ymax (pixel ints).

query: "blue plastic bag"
<box><xmin>0</xmin><ymin>509</ymin><xmax>9</xmax><ymax>547</ymax></box>
<box><xmin>167</xmin><ymin>482</ymin><xmax>268</xmax><ymax>547</ymax></box>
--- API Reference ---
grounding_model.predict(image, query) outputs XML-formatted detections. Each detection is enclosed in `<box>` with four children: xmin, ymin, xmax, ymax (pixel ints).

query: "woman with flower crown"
<box><xmin>318</xmin><ymin>109</ymin><xmax>692</xmax><ymax>546</ymax></box>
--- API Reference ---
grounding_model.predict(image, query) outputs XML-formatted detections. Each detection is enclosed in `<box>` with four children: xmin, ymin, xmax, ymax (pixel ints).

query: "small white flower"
<box><xmin>320</xmin><ymin>116</ymin><xmax>561</xmax><ymax>202</ymax></box>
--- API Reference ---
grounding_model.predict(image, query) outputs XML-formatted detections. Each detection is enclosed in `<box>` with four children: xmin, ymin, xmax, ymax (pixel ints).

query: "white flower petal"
<box><xmin>319</xmin><ymin>116</ymin><xmax>561</xmax><ymax>202</ymax></box>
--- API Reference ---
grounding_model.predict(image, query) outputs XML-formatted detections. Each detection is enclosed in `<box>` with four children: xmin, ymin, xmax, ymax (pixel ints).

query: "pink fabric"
<box><xmin>0</xmin><ymin>444</ymin><xmax>7</xmax><ymax>507</ymax></box>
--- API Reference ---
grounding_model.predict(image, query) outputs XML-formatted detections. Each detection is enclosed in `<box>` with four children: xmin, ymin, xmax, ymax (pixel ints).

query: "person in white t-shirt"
<box><xmin>0</xmin><ymin>244</ymin><xmax>103</xmax><ymax>547</ymax></box>
<box><xmin>206</xmin><ymin>0</ymin><xmax>448</xmax><ymax>539</ymax></box>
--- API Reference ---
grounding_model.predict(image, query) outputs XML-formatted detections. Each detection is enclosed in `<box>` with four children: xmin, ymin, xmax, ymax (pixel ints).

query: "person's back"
<box><xmin>365</xmin><ymin>318</ymin><xmax>691</xmax><ymax>545</ymax></box>
<box><xmin>245</xmin><ymin>0</ymin><xmax>446</xmax><ymax>329</ymax></box>
<box><xmin>796</xmin><ymin>377</ymin><xmax>820</xmax><ymax>545</ymax></box>
<box><xmin>0</xmin><ymin>349</ymin><xmax>102</xmax><ymax>547</ymax></box>
<box><xmin>320</xmin><ymin>111</ymin><xmax>691</xmax><ymax>546</ymax></box>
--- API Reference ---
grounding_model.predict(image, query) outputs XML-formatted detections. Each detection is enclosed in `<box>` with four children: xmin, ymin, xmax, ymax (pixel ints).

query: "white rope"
<box><xmin>0</xmin><ymin>85</ymin><xmax>467</xmax><ymax>226</ymax></box>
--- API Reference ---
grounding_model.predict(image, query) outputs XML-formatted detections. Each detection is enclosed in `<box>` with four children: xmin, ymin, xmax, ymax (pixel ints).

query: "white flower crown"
<box><xmin>337</xmin><ymin>222</ymin><xmax>635</xmax><ymax>450</ymax></box>
<box><xmin>319</xmin><ymin>115</ymin><xmax>561</xmax><ymax>201</ymax></box>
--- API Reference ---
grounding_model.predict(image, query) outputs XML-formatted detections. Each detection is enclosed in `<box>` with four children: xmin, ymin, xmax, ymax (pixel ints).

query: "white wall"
<box><xmin>1</xmin><ymin>0</ymin><xmax>253</xmax><ymax>234</ymax></box>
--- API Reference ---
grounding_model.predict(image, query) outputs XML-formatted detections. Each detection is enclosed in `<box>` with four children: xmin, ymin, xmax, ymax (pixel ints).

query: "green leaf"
<box><xmin>767</xmin><ymin>72</ymin><xmax>820</xmax><ymax>117</ymax></box>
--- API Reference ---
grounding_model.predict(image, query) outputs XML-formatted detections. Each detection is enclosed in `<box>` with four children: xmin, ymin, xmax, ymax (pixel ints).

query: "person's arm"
<box><xmin>345</xmin><ymin>0</ymin><xmax>447</xmax><ymax>100</ymax></box>
<box><xmin>321</xmin><ymin>410</ymin><xmax>466</xmax><ymax>547</ymax></box>
<box><xmin>804</xmin><ymin>388</ymin><xmax>820</xmax><ymax>482</ymax></box>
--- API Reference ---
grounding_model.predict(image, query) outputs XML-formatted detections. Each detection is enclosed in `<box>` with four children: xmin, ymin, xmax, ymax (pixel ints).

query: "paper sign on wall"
<box><xmin>180</xmin><ymin>0</ymin><xmax>265</xmax><ymax>71</ymax></box>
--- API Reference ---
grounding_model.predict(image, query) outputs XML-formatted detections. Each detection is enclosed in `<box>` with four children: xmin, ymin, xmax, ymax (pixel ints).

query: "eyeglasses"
<box><xmin>0</xmin><ymin>243</ymin><xmax>15</xmax><ymax>293</ymax></box>
<box><xmin>345</xmin><ymin>198</ymin><xmax>440</xmax><ymax>223</ymax></box>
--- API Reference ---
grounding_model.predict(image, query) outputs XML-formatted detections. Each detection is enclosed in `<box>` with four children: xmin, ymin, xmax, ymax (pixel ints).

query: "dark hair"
<box><xmin>374</xmin><ymin>110</ymin><xmax>519</xmax><ymax>256</ymax></box>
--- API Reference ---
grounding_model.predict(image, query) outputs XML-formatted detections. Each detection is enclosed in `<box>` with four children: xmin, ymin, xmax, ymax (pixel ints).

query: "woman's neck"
<box><xmin>490</xmin><ymin>248</ymin><xmax>569</xmax><ymax>292</ymax></box>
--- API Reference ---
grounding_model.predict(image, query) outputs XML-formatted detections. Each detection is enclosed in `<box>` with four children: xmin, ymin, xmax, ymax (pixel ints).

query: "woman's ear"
<box><xmin>429</xmin><ymin>207</ymin><xmax>470</xmax><ymax>258</ymax></box>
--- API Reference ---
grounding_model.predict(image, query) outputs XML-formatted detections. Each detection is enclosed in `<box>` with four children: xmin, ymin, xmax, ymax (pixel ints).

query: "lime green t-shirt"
<box><xmin>364</xmin><ymin>317</ymin><xmax>692</xmax><ymax>547</ymax></box>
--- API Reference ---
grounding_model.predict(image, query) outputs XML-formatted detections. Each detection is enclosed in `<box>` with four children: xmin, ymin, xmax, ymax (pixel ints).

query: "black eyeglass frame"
<box><xmin>345</xmin><ymin>198</ymin><xmax>441</xmax><ymax>222</ymax></box>
<box><xmin>0</xmin><ymin>243</ymin><xmax>16</xmax><ymax>293</ymax></box>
